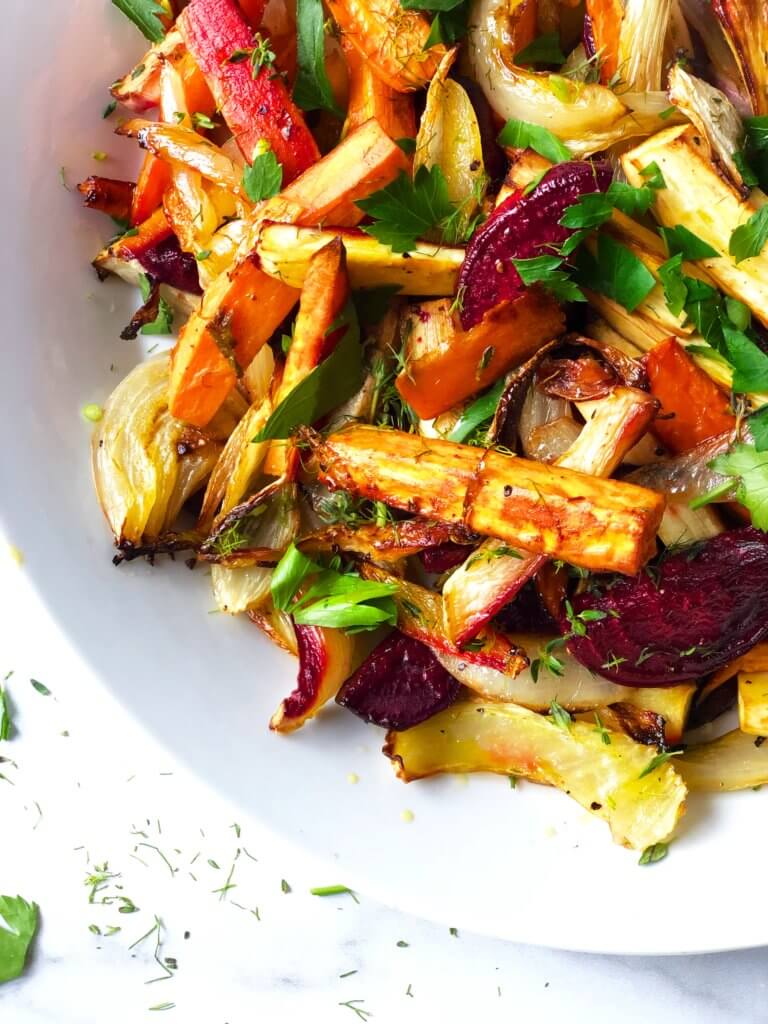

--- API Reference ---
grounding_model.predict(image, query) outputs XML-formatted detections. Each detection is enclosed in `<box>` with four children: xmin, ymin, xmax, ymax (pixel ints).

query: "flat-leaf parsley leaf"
<box><xmin>111</xmin><ymin>0</ymin><xmax>166</xmax><ymax>43</ymax></box>
<box><xmin>0</xmin><ymin>895</ymin><xmax>39</xmax><ymax>984</ymax></box>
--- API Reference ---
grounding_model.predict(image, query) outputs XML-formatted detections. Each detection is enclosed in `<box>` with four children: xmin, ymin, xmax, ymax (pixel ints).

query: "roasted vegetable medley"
<box><xmin>83</xmin><ymin>0</ymin><xmax>768</xmax><ymax>856</ymax></box>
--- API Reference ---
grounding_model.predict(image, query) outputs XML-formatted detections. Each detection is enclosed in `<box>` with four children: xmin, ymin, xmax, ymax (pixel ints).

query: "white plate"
<box><xmin>3</xmin><ymin>0</ymin><xmax>768</xmax><ymax>955</ymax></box>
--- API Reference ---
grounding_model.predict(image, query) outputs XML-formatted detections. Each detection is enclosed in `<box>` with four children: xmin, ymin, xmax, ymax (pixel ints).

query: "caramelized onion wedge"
<box><xmin>434</xmin><ymin>650</ymin><xmax>695</xmax><ymax>743</ymax></box>
<box><xmin>667</xmin><ymin>63</ymin><xmax>745</xmax><ymax>192</ymax></box>
<box><xmin>359</xmin><ymin>563</ymin><xmax>527</xmax><ymax>676</ymax></box>
<box><xmin>92</xmin><ymin>356</ymin><xmax>231</xmax><ymax>547</ymax></box>
<box><xmin>384</xmin><ymin>700</ymin><xmax>687</xmax><ymax>849</ymax></box>
<box><xmin>677</xmin><ymin>729</ymin><xmax>768</xmax><ymax>792</ymax></box>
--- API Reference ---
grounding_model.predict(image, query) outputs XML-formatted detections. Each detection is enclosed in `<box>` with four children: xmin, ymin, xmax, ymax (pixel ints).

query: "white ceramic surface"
<box><xmin>2</xmin><ymin>0</ymin><xmax>767</xmax><ymax>955</ymax></box>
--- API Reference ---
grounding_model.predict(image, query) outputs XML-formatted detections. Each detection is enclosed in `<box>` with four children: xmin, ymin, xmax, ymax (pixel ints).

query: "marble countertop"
<box><xmin>2</xmin><ymin>550</ymin><xmax>767</xmax><ymax>1024</ymax></box>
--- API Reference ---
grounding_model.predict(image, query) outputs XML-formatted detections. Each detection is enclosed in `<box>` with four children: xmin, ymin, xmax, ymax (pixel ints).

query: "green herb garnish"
<box><xmin>401</xmin><ymin>0</ymin><xmax>469</xmax><ymax>46</ymax></box>
<box><xmin>548</xmin><ymin>699</ymin><xmax>572</xmax><ymax>732</ymax></box>
<box><xmin>356</xmin><ymin>165</ymin><xmax>467</xmax><ymax>253</ymax></box>
<box><xmin>294</xmin><ymin>0</ymin><xmax>342</xmax><ymax>115</ymax></box>
<box><xmin>514</xmin><ymin>32</ymin><xmax>566</xmax><ymax>66</ymax></box>
<box><xmin>0</xmin><ymin>895</ymin><xmax>39</xmax><ymax>984</ymax></box>
<box><xmin>242</xmin><ymin>146</ymin><xmax>283</xmax><ymax>202</ymax></box>
<box><xmin>111</xmin><ymin>0</ymin><xmax>165</xmax><ymax>42</ymax></box>
<box><xmin>511</xmin><ymin>255</ymin><xmax>586</xmax><ymax>303</ymax></box>
<box><xmin>497</xmin><ymin>118</ymin><xmax>571</xmax><ymax>163</ymax></box>
<box><xmin>638</xmin><ymin>841</ymin><xmax>670</xmax><ymax>865</ymax></box>
<box><xmin>729</xmin><ymin>206</ymin><xmax>768</xmax><ymax>263</ymax></box>
<box><xmin>138</xmin><ymin>274</ymin><xmax>173</xmax><ymax>335</ymax></box>
<box><xmin>573</xmin><ymin>234</ymin><xmax>656</xmax><ymax>311</ymax></box>
<box><xmin>659</xmin><ymin>224</ymin><xmax>719</xmax><ymax>260</ymax></box>
<box><xmin>254</xmin><ymin>301</ymin><xmax>362</xmax><ymax>440</ymax></box>
<box><xmin>638</xmin><ymin>750</ymin><xmax>682</xmax><ymax>780</ymax></box>
<box><xmin>447</xmin><ymin>378</ymin><xmax>506</xmax><ymax>444</ymax></box>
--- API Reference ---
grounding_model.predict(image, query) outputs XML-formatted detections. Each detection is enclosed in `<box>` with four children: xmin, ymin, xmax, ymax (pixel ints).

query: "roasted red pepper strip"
<box><xmin>646</xmin><ymin>337</ymin><xmax>736</xmax><ymax>454</ymax></box>
<box><xmin>178</xmin><ymin>0</ymin><xmax>320</xmax><ymax>180</ymax></box>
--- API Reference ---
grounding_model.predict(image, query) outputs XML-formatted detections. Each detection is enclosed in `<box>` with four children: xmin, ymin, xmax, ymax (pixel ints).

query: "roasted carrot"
<box><xmin>110</xmin><ymin>206</ymin><xmax>173</xmax><ymax>262</ymax></box>
<box><xmin>341</xmin><ymin>36</ymin><xmax>416</xmax><ymax>141</ymax></box>
<box><xmin>585</xmin><ymin>0</ymin><xmax>623</xmax><ymax>84</ymax></box>
<box><xmin>178</xmin><ymin>0</ymin><xmax>320</xmax><ymax>178</ymax></box>
<box><xmin>169</xmin><ymin>119</ymin><xmax>408</xmax><ymax>425</ymax></box>
<box><xmin>395</xmin><ymin>293</ymin><xmax>566</xmax><ymax>420</ymax></box>
<box><xmin>326</xmin><ymin>0</ymin><xmax>445</xmax><ymax>92</ymax></box>
<box><xmin>264</xmin><ymin>237</ymin><xmax>351</xmax><ymax>475</ymax></box>
<box><xmin>77</xmin><ymin>176</ymin><xmax>135</xmax><ymax>220</ymax></box>
<box><xmin>131</xmin><ymin>153</ymin><xmax>172</xmax><ymax>225</ymax></box>
<box><xmin>646</xmin><ymin>337</ymin><xmax>736</xmax><ymax>453</ymax></box>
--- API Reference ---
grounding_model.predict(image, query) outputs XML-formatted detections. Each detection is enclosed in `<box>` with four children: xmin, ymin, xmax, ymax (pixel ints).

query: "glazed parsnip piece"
<box><xmin>622</xmin><ymin>125</ymin><xmax>768</xmax><ymax>326</ymax></box>
<box><xmin>256</xmin><ymin>223</ymin><xmax>465</xmax><ymax>293</ymax></box>
<box><xmin>303</xmin><ymin>425</ymin><xmax>665</xmax><ymax>574</ymax></box>
<box><xmin>384</xmin><ymin>700</ymin><xmax>687</xmax><ymax>850</ymax></box>
<box><xmin>442</xmin><ymin>387</ymin><xmax>658</xmax><ymax>643</ymax></box>
<box><xmin>738</xmin><ymin>671</ymin><xmax>768</xmax><ymax>736</ymax></box>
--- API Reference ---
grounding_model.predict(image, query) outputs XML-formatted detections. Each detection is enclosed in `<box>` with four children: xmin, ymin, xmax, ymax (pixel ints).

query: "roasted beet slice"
<box><xmin>136</xmin><ymin>233</ymin><xmax>202</xmax><ymax>295</ymax></box>
<box><xmin>562</xmin><ymin>528</ymin><xmax>768</xmax><ymax>685</ymax></box>
<box><xmin>336</xmin><ymin>631</ymin><xmax>460</xmax><ymax>730</ymax></box>
<box><xmin>458</xmin><ymin>161</ymin><xmax>612</xmax><ymax>329</ymax></box>
<box><xmin>418</xmin><ymin>542</ymin><xmax>474</xmax><ymax>573</ymax></box>
<box><xmin>495</xmin><ymin>581</ymin><xmax>558</xmax><ymax>635</ymax></box>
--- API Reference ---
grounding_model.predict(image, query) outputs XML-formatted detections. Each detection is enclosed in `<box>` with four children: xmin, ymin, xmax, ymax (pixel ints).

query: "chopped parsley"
<box><xmin>497</xmin><ymin>118</ymin><xmax>571</xmax><ymax>163</ymax></box>
<box><xmin>659</xmin><ymin>225</ymin><xmax>719</xmax><ymax>260</ymax></box>
<box><xmin>137</xmin><ymin>274</ymin><xmax>173</xmax><ymax>335</ymax></box>
<box><xmin>511</xmin><ymin>255</ymin><xmax>585</xmax><ymax>303</ymax></box>
<box><xmin>242</xmin><ymin>145</ymin><xmax>283</xmax><ymax>202</ymax></box>
<box><xmin>0</xmin><ymin>895</ymin><xmax>39</xmax><ymax>983</ymax></box>
<box><xmin>573</xmin><ymin>234</ymin><xmax>656</xmax><ymax>312</ymax></box>
<box><xmin>695</xmin><ymin>443</ymin><xmax>768</xmax><ymax>528</ymax></box>
<box><xmin>729</xmin><ymin>206</ymin><xmax>768</xmax><ymax>264</ymax></box>
<box><xmin>559</xmin><ymin>181</ymin><xmax>656</xmax><ymax>232</ymax></box>
<box><xmin>110</xmin><ymin>0</ymin><xmax>166</xmax><ymax>42</ymax></box>
<box><xmin>356</xmin><ymin>166</ymin><xmax>471</xmax><ymax>253</ymax></box>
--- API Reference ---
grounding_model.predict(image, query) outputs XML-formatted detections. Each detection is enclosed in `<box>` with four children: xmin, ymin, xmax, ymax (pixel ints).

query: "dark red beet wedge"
<box><xmin>137</xmin><ymin>234</ymin><xmax>202</xmax><ymax>295</ymax></box>
<box><xmin>418</xmin><ymin>542</ymin><xmax>474</xmax><ymax>574</ymax></box>
<box><xmin>562</xmin><ymin>528</ymin><xmax>768</xmax><ymax>685</ymax></box>
<box><xmin>458</xmin><ymin>161</ymin><xmax>612</xmax><ymax>329</ymax></box>
<box><xmin>336</xmin><ymin>631</ymin><xmax>460</xmax><ymax>730</ymax></box>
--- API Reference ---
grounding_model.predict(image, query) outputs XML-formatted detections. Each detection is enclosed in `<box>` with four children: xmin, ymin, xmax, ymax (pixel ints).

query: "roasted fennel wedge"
<box><xmin>677</xmin><ymin>730</ymin><xmax>768</xmax><ymax>791</ymax></box>
<box><xmin>384</xmin><ymin>700</ymin><xmax>687</xmax><ymax>849</ymax></box>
